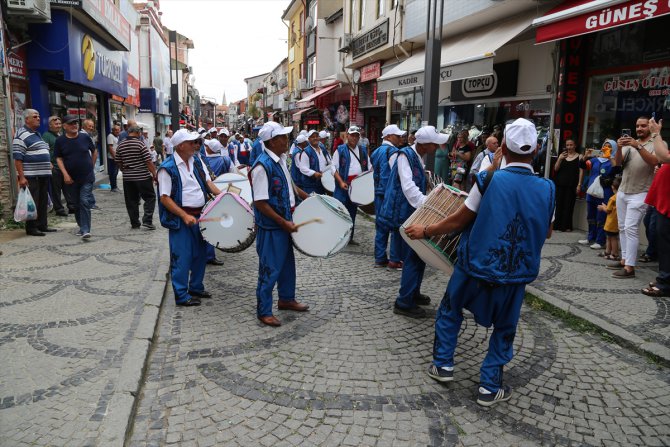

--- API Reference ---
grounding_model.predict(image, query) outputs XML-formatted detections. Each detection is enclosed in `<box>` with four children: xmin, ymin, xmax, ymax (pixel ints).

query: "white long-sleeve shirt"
<box><xmin>390</xmin><ymin>145</ymin><xmax>426</xmax><ymax>209</ymax></box>
<box><xmin>331</xmin><ymin>145</ymin><xmax>370</xmax><ymax>177</ymax></box>
<box><xmin>251</xmin><ymin>147</ymin><xmax>295</xmax><ymax>207</ymax></box>
<box><xmin>296</xmin><ymin>145</ymin><xmax>330</xmax><ymax>176</ymax></box>
<box><xmin>157</xmin><ymin>152</ymin><xmax>211</xmax><ymax>207</ymax></box>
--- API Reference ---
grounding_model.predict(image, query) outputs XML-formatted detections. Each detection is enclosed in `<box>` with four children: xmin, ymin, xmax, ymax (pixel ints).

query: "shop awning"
<box><xmin>533</xmin><ymin>0</ymin><xmax>670</xmax><ymax>44</ymax></box>
<box><xmin>296</xmin><ymin>83</ymin><xmax>340</xmax><ymax>107</ymax></box>
<box><xmin>377</xmin><ymin>11</ymin><xmax>537</xmax><ymax>93</ymax></box>
<box><xmin>292</xmin><ymin>108</ymin><xmax>315</xmax><ymax>122</ymax></box>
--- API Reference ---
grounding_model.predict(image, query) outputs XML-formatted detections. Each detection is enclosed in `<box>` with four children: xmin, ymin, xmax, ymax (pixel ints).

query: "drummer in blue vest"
<box><xmin>250</xmin><ymin>133</ymin><xmax>264</xmax><ymax>166</ymax></box>
<box><xmin>217</xmin><ymin>128</ymin><xmax>231</xmax><ymax>155</ymax></box>
<box><xmin>289</xmin><ymin>134</ymin><xmax>309</xmax><ymax>188</ymax></box>
<box><xmin>332</xmin><ymin>125</ymin><xmax>371</xmax><ymax>245</ymax></box>
<box><xmin>378</xmin><ymin>126</ymin><xmax>446</xmax><ymax>317</ymax></box>
<box><xmin>295</xmin><ymin>130</ymin><xmax>331</xmax><ymax>194</ymax></box>
<box><xmin>204</xmin><ymin>139</ymin><xmax>235</xmax><ymax>176</ymax></box>
<box><xmin>157</xmin><ymin>129</ymin><xmax>223</xmax><ymax>307</ymax></box>
<box><xmin>237</xmin><ymin>133</ymin><xmax>252</xmax><ymax>166</ymax></box>
<box><xmin>227</xmin><ymin>132</ymin><xmax>241</xmax><ymax>164</ymax></box>
<box><xmin>371</xmin><ymin>124</ymin><xmax>407</xmax><ymax>269</ymax></box>
<box><xmin>405</xmin><ymin>118</ymin><xmax>555</xmax><ymax>407</ymax></box>
<box><xmin>318</xmin><ymin>130</ymin><xmax>330</xmax><ymax>154</ymax></box>
<box><xmin>251</xmin><ymin>121</ymin><xmax>309</xmax><ymax>327</ymax></box>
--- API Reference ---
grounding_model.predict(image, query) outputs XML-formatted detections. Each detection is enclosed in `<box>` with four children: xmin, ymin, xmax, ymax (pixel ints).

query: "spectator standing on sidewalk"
<box><xmin>164</xmin><ymin>129</ymin><xmax>174</xmax><ymax>156</ymax></box>
<box><xmin>639</xmin><ymin>206</ymin><xmax>658</xmax><ymax>263</ymax></box>
<box><xmin>42</xmin><ymin>115</ymin><xmax>69</xmax><ymax>216</ymax></box>
<box><xmin>578</xmin><ymin>140</ymin><xmax>615</xmax><ymax>249</ymax></box>
<box><xmin>12</xmin><ymin>109</ymin><xmax>55</xmax><ymax>236</ymax></box>
<box><xmin>642</xmin><ymin>117</ymin><xmax>670</xmax><ymax>297</ymax></box>
<box><xmin>55</xmin><ymin>115</ymin><xmax>97</xmax><ymax>240</ymax></box>
<box><xmin>81</xmin><ymin>118</ymin><xmax>100</xmax><ymax>210</ymax></box>
<box><xmin>608</xmin><ymin>117</ymin><xmax>658</xmax><ymax>279</ymax></box>
<box><xmin>552</xmin><ymin>139</ymin><xmax>581</xmax><ymax>232</ymax></box>
<box><xmin>115</xmin><ymin>125</ymin><xmax>158</xmax><ymax>230</ymax></box>
<box><xmin>153</xmin><ymin>133</ymin><xmax>164</xmax><ymax>163</ymax></box>
<box><xmin>107</xmin><ymin>124</ymin><xmax>121</xmax><ymax>192</ymax></box>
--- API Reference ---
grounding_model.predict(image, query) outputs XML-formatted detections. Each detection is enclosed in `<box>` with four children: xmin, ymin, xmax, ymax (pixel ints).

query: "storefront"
<box><xmin>26</xmin><ymin>10</ymin><xmax>129</xmax><ymax>162</ymax></box>
<box><xmin>355</xmin><ymin>62</ymin><xmax>386</xmax><ymax>147</ymax></box>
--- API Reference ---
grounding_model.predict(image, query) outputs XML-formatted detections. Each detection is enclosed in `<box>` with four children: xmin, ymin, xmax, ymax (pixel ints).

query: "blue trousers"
<box><xmin>256</xmin><ymin>227</ymin><xmax>297</xmax><ymax>317</ymax></box>
<box><xmin>374</xmin><ymin>195</ymin><xmax>402</xmax><ymax>264</ymax></box>
<box><xmin>169</xmin><ymin>222</ymin><xmax>208</xmax><ymax>304</ymax></box>
<box><xmin>107</xmin><ymin>157</ymin><xmax>118</xmax><ymax>190</ymax></box>
<box><xmin>64</xmin><ymin>181</ymin><xmax>94</xmax><ymax>234</ymax></box>
<box><xmin>206</xmin><ymin>243</ymin><xmax>216</xmax><ymax>261</ymax></box>
<box><xmin>433</xmin><ymin>266</ymin><xmax>526</xmax><ymax>393</ymax></box>
<box><xmin>644</xmin><ymin>207</ymin><xmax>658</xmax><ymax>259</ymax></box>
<box><xmin>586</xmin><ymin>196</ymin><xmax>608</xmax><ymax>245</ymax></box>
<box><xmin>395</xmin><ymin>239</ymin><xmax>425</xmax><ymax>309</ymax></box>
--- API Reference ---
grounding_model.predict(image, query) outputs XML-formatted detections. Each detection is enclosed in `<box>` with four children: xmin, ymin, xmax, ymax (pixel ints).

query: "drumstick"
<box><xmin>199</xmin><ymin>214</ymin><xmax>231</xmax><ymax>223</ymax></box>
<box><xmin>294</xmin><ymin>218</ymin><xmax>323</xmax><ymax>229</ymax></box>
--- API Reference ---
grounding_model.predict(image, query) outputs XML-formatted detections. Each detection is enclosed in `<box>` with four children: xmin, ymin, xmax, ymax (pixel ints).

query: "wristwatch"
<box><xmin>651</xmin><ymin>133</ymin><xmax>659</xmax><ymax>139</ymax></box>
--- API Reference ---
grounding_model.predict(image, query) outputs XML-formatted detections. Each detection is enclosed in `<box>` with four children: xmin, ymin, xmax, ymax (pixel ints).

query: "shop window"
<box><xmin>583</xmin><ymin>67</ymin><xmax>670</xmax><ymax>147</ymax></box>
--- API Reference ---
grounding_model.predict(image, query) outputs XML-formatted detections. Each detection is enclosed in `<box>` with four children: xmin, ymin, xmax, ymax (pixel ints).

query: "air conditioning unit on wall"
<box><xmin>7</xmin><ymin>0</ymin><xmax>51</xmax><ymax>22</ymax></box>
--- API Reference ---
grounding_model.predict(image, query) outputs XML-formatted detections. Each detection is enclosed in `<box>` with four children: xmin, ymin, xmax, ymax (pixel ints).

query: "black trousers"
<box><xmin>554</xmin><ymin>185</ymin><xmax>577</xmax><ymax>231</ymax></box>
<box><xmin>26</xmin><ymin>176</ymin><xmax>50</xmax><ymax>233</ymax></box>
<box><xmin>656</xmin><ymin>212</ymin><xmax>670</xmax><ymax>294</ymax></box>
<box><xmin>123</xmin><ymin>178</ymin><xmax>156</xmax><ymax>227</ymax></box>
<box><xmin>49</xmin><ymin>166</ymin><xmax>70</xmax><ymax>213</ymax></box>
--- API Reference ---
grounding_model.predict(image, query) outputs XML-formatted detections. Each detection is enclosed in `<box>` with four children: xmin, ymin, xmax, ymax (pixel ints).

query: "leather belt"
<box><xmin>182</xmin><ymin>206</ymin><xmax>203</xmax><ymax>216</ymax></box>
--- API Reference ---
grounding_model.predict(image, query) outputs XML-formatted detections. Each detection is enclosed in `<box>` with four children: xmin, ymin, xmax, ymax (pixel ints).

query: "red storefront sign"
<box><xmin>7</xmin><ymin>47</ymin><xmax>27</xmax><ymax>80</ymax></box>
<box><xmin>349</xmin><ymin>95</ymin><xmax>359</xmax><ymax>124</ymax></box>
<box><xmin>536</xmin><ymin>0</ymin><xmax>670</xmax><ymax>44</ymax></box>
<box><xmin>360</xmin><ymin>62</ymin><xmax>381</xmax><ymax>83</ymax></box>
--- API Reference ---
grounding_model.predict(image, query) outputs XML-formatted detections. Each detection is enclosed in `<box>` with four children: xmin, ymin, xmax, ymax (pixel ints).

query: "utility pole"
<box><xmin>168</xmin><ymin>30</ymin><xmax>180</xmax><ymax>131</ymax></box>
<box><xmin>422</xmin><ymin>0</ymin><xmax>444</xmax><ymax>127</ymax></box>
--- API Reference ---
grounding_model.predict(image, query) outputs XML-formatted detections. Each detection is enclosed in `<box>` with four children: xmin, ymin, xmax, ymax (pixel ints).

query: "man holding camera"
<box><xmin>608</xmin><ymin>117</ymin><xmax>659</xmax><ymax>279</ymax></box>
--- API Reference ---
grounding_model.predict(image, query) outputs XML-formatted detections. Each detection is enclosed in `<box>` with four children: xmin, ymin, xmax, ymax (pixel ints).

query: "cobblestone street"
<box><xmin>2</xmin><ymin>190</ymin><xmax>670</xmax><ymax>446</ymax></box>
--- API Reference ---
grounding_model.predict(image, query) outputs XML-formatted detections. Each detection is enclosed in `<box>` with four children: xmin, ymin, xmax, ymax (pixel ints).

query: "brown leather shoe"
<box><xmin>277</xmin><ymin>300</ymin><xmax>310</xmax><ymax>312</ymax></box>
<box><xmin>258</xmin><ymin>315</ymin><xmax>281</xmax><ymax>327</ymax></box>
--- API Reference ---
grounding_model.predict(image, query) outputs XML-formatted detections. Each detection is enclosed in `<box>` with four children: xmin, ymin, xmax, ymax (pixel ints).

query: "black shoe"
<box><xmin>393</xmin><ymin>303</ymin><xmax>427</xmax><ymax>318</ymax></box>
<box><xmin>91</xmin><ymin>205</ymin><xmax>101</xmax><ymax>211</ymax></box>
<box><xmin>207</xmin><ymin>258</ymin><xmax>224</xmax><ymax>266</ymax></box>
<box><xmin>189</xmin><ymin>290</ymin><xmax>212</xmax><ymax>298</ymax></box>
<box><xmin>177</xmin><ymin>298</ymin><xmax>201</xmax><ymax>307</ymax></box>
<box><xmin>348</xmin><ymin>239</ymin><xmax>359</xmax><ymax>246</ymax></box>
<box><xmin>427</xmin><ymin>364</ymin><xmax>453</xmax><ymax>383</ymax></box>
<box><xmin>477</xmin><ymin>385</ymin><xmax>512</xmax><ymax>407</ymax></box>
<box><xmin>55</xmin><ymin>210</ymin><xmax>68</xmax><ymax>217</ymax></box>
<box><xmin>415</xmin><ymin>293</ymin><xmax>431</xmax><ymax>306</ymax></box>
<box><xmin>142</xmin><ymin>223</ymin><xmax>156</xmax><ymax>230</ymax></box>
<box><xmin>26</xmin><ymin>230</ymin><xmax>45</xmax><ymax>237</ymax></box>
<box><xmin>38</xmin><ymin>227</ymin><xmax>57</xmax><ymax>233</ymax></box>
<box><xmin>131</xmin><ymin>225</ymin><xmax>141</xmax><ymax>229</ymax></box>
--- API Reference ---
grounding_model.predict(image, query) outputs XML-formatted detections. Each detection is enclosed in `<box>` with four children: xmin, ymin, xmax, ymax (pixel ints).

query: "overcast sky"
<box><xmin>158</xmin><ymin>0</ymin><xmax>290</xmax><ymax>104</ymax></box>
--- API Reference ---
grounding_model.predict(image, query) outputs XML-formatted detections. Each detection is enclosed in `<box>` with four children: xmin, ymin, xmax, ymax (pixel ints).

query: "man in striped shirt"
<box><xmin>12</xmin><ymin>109</ymin><xmax>55</xmax><ymax>236</ymax></box>
<box><xmin>115</xmin><ymin>125</ymin><xmax>158</xmax><ymax>230</ymax></box>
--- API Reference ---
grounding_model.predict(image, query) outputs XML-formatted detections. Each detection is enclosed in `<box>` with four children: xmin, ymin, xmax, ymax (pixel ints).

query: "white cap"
<box><xmin>218</xmin><ymin>128</ymin><xmax>230</xmax><ymax>137</ymax></box>
<box><xmin>208</xmin><ymin>127</ymin><xmax>217</xmax><ymax>134</ymax></box>
<box><xmin>505</xmin><ymin>118</ymin><xmax>537</xmax><ymax>154</ymax></box>
<box><xmin>347</xmin><ymin>125</ymin><xmax>361</xmax><ymax>135</ymax></box>
<box><xmin>319</xmin><ymin>130</ymin><xmax>329</xmax><ymax>138</ymax></box>
<box><xmin>171</xmin><ymin>129</ymin><xmax>200</xmax><ymax>147</ymax></box>
<box><xmin>197</xmin><ymin>127</ymin><xmax>206</xmax><ymax>135</ymax></box>
<box><xmin>415</xmin><ymin>126</ymin><xmax>449</xmax><ymax>145</ymax></box>
<box><xmin>306</xmin><ymin>129</ymin><xmax>318</xmax><ymax>138</ymax></box>
<box><xmin>205</xmin><ymin>139</ymin><xmax>223</xmax><ymax>152</ymax></box>
<box><xmin>382</xmin><ymin>124</ymin><xmax>406</xmax><ymax>138</ymax></box>
<box><xmin>299</xmin><ymin>130</ymin><xmax>308</xmax><ymax>136</ymax></box>
<box><xmin>295</xmin><ymin>135</ymin><xmax>308</xmax><ymax>144</ymax></box>
<box><xmin>259</xmin><ymin>121</ymin><xmax>293</xmax><ymax>142</ymax></box>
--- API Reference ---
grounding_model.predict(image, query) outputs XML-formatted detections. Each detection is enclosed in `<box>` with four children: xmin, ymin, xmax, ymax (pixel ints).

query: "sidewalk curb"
<box><xmin>526</xmin><ymin>284</ymin><xmax>670</xmax><ymax>366</ymax></box>
<box><xmin>99</xmin><ymin>253</ymin><xmax>170</xmax><ymax>447</ymax></box>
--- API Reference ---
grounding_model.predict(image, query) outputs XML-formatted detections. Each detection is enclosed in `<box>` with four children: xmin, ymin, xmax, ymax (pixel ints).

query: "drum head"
<box><xmin>321</xmin><ymin>168</ymin><xmax>335</xmax><ymax>193</ymax></box>
<box><xmin>200</xmin><ymin>193</ymin><xmax>255</xmax><ymax>252</ymax></box>
<box><xmin>213</xmin><ymin>173</ymin><xmax>253</xmax><ymax>204</ymax></box>
<box><xmin>292</xmin><ymin>195</ymin><xmax>353</xmax><ymax>257</ymax></box>
<box><xmin>400</xmin><ymin>227</ymin><xmax>454</xmax><ymax>275</ymax></box>
<box><xmin>348</xmin><ymin>171</ymin><xmax>374</xmax><ymax>205</ymax></box>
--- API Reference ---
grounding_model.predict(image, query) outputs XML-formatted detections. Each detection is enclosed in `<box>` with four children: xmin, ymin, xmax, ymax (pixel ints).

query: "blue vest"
<box><xmin>318</xmin><ymin>142</ymin><xmax>327</xmax><ymax>153</ymax></box>
<box><xmin>299</xmin><ymin>145</ymin><xmax>331</xmax><ymax>192</ymax></box>
<box><xmin>371</xmin><ymin>143</ymin><xmax>399</xmax><ymax>197</ymax></box>
<box><xmin>250</xmin><ymin>138</ymin><xmax>263</xmax><ymax>166</ymax></box>
<box><xmin>157</xmin><ymin>156</ymin><xmax>209</xmax><ymax>230</ymax></box>
<box><xmin>206</xmin><ymin>155</ymin><xmax>232</xmax><ymax>176</ymax></box>
<box><xmin>237</xmin><ymin>140</ymin><xmax>251</xmax><ymax>165</ymax></box>
<box><xmin>252</xmin><ymin>152</ymin><xmax>292</xmax><ymax>230</ymax></box>
<box><xmin>377</xmin><ymin>147</ymin><xmax>426</xmax><ymax>230</ymax></box>
<box><xmin>458</xmin><ymin>166</ymin><xmax>555</xmax><ymax>284</ymax></box>
<box><xmin>227</xmin><ymin>141</ymin><xmax>239</xmax><ymax>161</ymax></box>
<box><xmin>290</xmin><ymin>146</ymin><xmax>305</xmax><ymax>187</ymax></box>
<box><xmin>334</xmin><ymin>144</ymin><xmax>369</xmax><ymax>203</ymax></box>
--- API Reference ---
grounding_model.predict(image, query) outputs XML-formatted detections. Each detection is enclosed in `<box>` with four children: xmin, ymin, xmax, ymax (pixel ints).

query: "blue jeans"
<box><xmin>644</xmin><ymin>207</ymin><xmax>658</xmax><ymax>259</ymax></box>
<box><xmin>395</xmin><ymin>239</ymin><xmax>426</xmax><ymax>309</ymax></box>
<box><xmin>255</xmin><ymin>228</ymin><xmax>296</xmax><ymax>317</ymax></box>
<box><xmin>374</xmin><ymin>195</ymin><xmax>402</xmax><ymax>264</ymax></box>
<box><xmin>65</xmin><ymin>182</ymin><xmax>94</xmax><ymax>233</ymax></box>
<box><xmin>433</xmin><ymin>266</ymin><xmax>526</xmax><ymax>393</ymax></box>
<box><xmin>169</xmin><ymin>221</ymin><xmax>208</xmax><ymax>304</ymax></box>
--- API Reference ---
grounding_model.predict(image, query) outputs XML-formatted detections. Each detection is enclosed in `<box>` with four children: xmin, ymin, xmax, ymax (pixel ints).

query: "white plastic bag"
<box><xmin>586</xmin><ymin>175</ymin><xmax>604</xmax><ymax>199</ymax></box>
<box><xmin>14</xmin><ymin>187</ymin><xmax>38</xmax><ymax>222</ymax></box>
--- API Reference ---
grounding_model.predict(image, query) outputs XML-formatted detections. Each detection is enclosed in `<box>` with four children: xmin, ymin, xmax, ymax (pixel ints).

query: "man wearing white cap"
<box><xmin>157</xmin><ymin>129</ymin><xmax>223</xmax><ymax>307</ymax></box>
<box><xmin>318</xmin><ymin>130</ymin><xmax>330</xmax><ymax>154</ymax></box>
<box><xmin>251</xmin><ymin>121</ymin><xmax>309</xmax><ymax>327</ymax></box>
<box><xmin>371</xmin><ymin>124</ymin><xmax>406</xmax><ymax>269</ymax></box>
<box><xmin>217</xmin><ymin>128</ymin><xmax>231</xmax><ymax>156</ymax></box>
<box><xmin>378</xmin><ymin>126</ymin><xmax>445</xmax><ymax>317</ymax></box>
<box><xmin>406</xmin><ymin>118</ymin><xmax>555</xmax><ymax>407</ymax></box>
<box><xmin>332</xmin><ymin>125</ymin><xmax>371</xmax><ymax>244</ymax></box>
<box><xmin>289</xmin><ymin>134</ymin><xmax>309</xmax><ymax>191</ymax></box>
<box><xmin>295</xmin><ymin>130</ymin><xmax>332</xmax><ymax>194</ymax></box>
<box><xmin>237</xmin><ymin>132</ymin><xmax>252</xmax><ymax>166</ymax></box>
<box><xmin>204</xmin><ymin>139</ymin><xmax>235</xmax><ymax>176</ymax></box>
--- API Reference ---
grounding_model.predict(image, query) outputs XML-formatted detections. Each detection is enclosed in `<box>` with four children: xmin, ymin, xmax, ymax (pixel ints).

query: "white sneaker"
<box><xmin>590</xmin><ymin>243</ymin><xmax>603</xmax><ymax>249</ymax></box>
<box><xmin>578</xmin><ymin>239</ymin><xmax>589</xmax><ymax>245</ymax></box>
<box><xmin>81</xmin><ymin>232</ymin><xmax>91</xmax><ymax>240</ymax></box>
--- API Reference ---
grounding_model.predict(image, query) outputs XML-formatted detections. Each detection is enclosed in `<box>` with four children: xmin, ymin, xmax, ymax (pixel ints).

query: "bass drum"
<box><xmin>321</xmin><ymin>166</ymin><xmax>335</xmax><ymax>193</ymax></box>
<box><xmin>200</xmin><ymin>192</ymin><xmax>255</xmax><ymax>253</ymax></box>
<box><xmin>213</xmin><ymin>173</ymin><xmax>253</xmax><ymax>204</ymax></box>
<box><xmin>291</xmin><ymin>195</ymin><xmax>353</xmax><ymax>258</ymax></box>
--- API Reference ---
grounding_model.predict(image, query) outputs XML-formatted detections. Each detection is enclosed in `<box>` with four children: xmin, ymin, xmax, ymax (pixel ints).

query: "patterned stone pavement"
<box><xmin>2</xmin><ymin>187</ymin><xmax>670</xmax><ymax>446</ymax></box>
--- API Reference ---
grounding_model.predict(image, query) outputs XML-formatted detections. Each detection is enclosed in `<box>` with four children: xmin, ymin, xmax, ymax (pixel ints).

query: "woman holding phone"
<box><xmin>553</xmin><ymin>138</ymin><xmax>581</xmax><ymax>232</ymax></box>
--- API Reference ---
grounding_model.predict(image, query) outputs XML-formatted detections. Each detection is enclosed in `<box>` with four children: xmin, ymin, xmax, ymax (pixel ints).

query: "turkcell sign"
<box><xmin>68</xmin><ymin>22</ymin><xmax>128</xmax><ymax>97</ymax></box>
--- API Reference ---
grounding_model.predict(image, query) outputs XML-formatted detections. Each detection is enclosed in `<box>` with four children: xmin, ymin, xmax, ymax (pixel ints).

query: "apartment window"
<box><xmin>359</xmin><ymin>0</ymin><xmax>366</xmax><ymax>30</ymax></box>
<box><xmin>307</xmin><ymin>56</ymin><xmax>316</xmax><ymax>87</ymax></box>
<box><xmin>309</xmin><ymin>0</ymin><xmax>317</xmax><ymax>22</ymax></box>
<box><xmin>377</xmin><ymin>0</ymin><xmax>385</xmax><ymax>18</ymax></box>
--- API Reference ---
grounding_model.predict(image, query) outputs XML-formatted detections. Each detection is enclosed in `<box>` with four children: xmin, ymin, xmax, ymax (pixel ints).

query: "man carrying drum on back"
<box><xmin>378</xmin><ymin>126</ymin><xmax>446</xmax><ymax>318</ymax></box>
<box><xmin>405</xmin><ymin>118</ymin><xmax>554</xmax><ymax>407</ymax></box>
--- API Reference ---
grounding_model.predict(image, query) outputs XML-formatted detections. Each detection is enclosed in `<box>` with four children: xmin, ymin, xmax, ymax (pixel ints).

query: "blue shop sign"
<box><xmin>28</xmin><ymin>11</ymin><xmax>128</xmax><ymax>97</ymax></box>
<box><xmin>140</xmin><ymin>87</ymin><xmax>169</xmax><ymax>115</ymax></box>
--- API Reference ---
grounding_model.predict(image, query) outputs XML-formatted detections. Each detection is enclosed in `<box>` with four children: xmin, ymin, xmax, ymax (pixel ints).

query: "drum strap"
<box><xmin>348</xmin><ymin>146</ymin><xmax>362</xmax><ymax>165</ymax></box>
